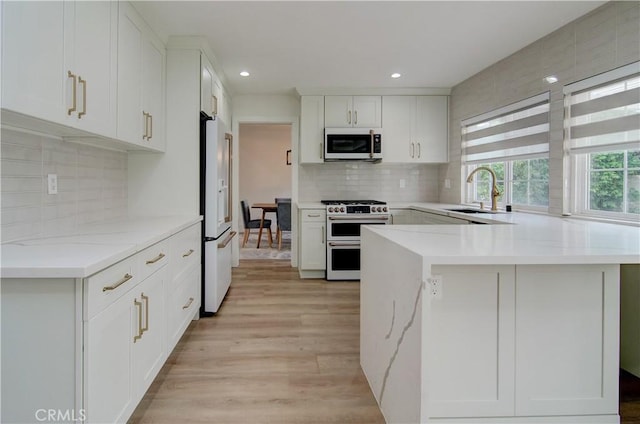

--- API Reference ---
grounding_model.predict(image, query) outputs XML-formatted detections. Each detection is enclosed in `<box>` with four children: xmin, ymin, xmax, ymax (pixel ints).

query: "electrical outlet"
<box><xmin>47</xmin><ymin>174</ymin><xmax>58</xmax><ymax>195</ymax></box>
<box><xmin>429</xmin><ymin>275</ymin><xmax>443</xmax><ymax>299</ymax></box>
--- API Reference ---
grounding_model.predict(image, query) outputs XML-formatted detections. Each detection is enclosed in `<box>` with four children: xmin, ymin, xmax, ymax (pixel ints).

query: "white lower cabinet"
<box><xmin>514</xmin><ymin>264</ymin><xmax>619</xmax><ymax>416</ymax></box>
<box><xmin>427</xmin><ymin>264</ymin><xmax>620</xmax><ymax>421</ymax></box>
<box><xmin>169</xmin><ymin>265</ymin><xmax>200</xmax><ymax>350</ymax></box>
<box><xmin>131</xmin><ymin>270</ymin><xmax>166</xmax><ymax>399</ymax></box>
<box><xmin>85</xmin><ymin>289</ymin><xmax>135</xmax><ymax>423</ymax></box>
<box><xmin>298</xmin><ymin>209</ymin><xmax>326</xmax><ymax>277</ymax></box>
<box><xmin>0</xmin><ymin>222</ymin><xmax>201</xmax><ymax>424</ymax></box>
<box><xmin>428</xmin><ymin>265</ymin><xmax>516</xmax><ymax>418</ymax></box>
<box><xmin>85</xmin><ymin>242</ymin><xmax>168</xmax><ymax>422</ymax></box>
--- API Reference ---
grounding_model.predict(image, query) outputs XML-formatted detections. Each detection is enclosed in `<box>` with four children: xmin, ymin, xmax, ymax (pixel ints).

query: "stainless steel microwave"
<box><xmin>324</xmin><ymin>128</ymin><xmax>382</xmax><ymax>162</ymax></box>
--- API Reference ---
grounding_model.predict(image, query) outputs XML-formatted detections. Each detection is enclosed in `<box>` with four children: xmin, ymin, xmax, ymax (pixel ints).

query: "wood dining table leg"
<box><xmin>257</xmin><ymin>210</ymin><xmax>266</xmax><ymax>248</ymax></box>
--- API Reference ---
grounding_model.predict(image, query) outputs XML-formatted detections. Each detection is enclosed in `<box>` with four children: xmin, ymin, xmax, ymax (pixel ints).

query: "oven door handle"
<box><xmin>327</xmin><ymin>216</ymin><xmax>389</xmax><ymax>221</ymax></box>
<box><xmin>328</xmin><ymin>242</ymin><xmax>361</xmax><ymax>247</ymax></box>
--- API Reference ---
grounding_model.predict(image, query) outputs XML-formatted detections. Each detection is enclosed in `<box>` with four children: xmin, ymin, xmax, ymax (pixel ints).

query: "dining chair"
<box><xmin>275</xmin><ymin>199</ymin><xmax>291</xmax><ymax>250</ymax></box>
<box><xmin>241</xmin><ymin>200</ymin><xmax>272</xmax><ymax>248</ymax></box>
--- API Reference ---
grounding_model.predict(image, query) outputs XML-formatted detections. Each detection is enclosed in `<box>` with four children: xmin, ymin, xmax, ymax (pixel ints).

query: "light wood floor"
<box><xmin>129</xmin><ymin>259</ymin><xmax>640</xmax><ymax>423</ymax></box>
<box><xmin>129</xmin><ymin>260</ymin><xmax>385</xmax><ymax>424</ymax></box>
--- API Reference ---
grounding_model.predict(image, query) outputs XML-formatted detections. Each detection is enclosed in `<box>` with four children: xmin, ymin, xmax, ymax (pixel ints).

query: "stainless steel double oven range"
<box><xmin>322</xmin><ymin>200</ymin><xmax>390</xmax><ymax>280</ymax></box>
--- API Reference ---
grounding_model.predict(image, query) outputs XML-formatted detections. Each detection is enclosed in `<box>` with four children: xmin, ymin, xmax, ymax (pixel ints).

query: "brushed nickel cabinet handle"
<box><xmin>67</xmin><ymin>71</ymin><xmax>77</xmax><ymax>115</ymax></box>
<box><xmin>410</xmin><ymin>142</ymin><xmax>415</xmax><ymax>158</ymax></box>
<box><xmin>348</xmin><ymin>110</ymin><xmax>351</xmax><ymax>125</ymax></box>
<box><xmin>146</xmin><ymin>253</ymin><xmax>165</xmax><ymax>265</ymax></box>
<box><xmin>354</xmin><ymin>110</ymin><xmax>358</xmax><ymax>125</ymax></box>
<box><xmin>320</xmin><ymin>143</ymin><xmax>323</xmax><ymax>159</ymax></box>
<box><xmin>182</xmin><ymin>249</ymin><xmax>195</xmax><ymax>258</ymax></box>
<box><xmin>78</xmin><ymin>76</ymin><xmax>87</xmax><ymax>118</ymax></box>
<box><xmin>417</xmin><ymin>142</ymin><xmax>421</xmax><ymax>158</ymax></box>
<box><xmin>102</xmin><ymin>273</ymin><xmax>133</xmax><ymax>292</ymax></box>
<box><xmin>134</xmin><ymin>298</ymin><xmax>143</xmax><ymax>343</ymax></box>
<box><xmin>141</xmin><ymin>293</ymin><xmax>149</xmax><ymax>334</ymax></box>
<box><xmin>307</xmin><ymin>214</ymin><xmax>321</xmax><ymax>218</ymax></box>
<box><xmin>321</xmin><ymin>225</ymin><xmax>325</xmax><ymax>243</ymax></box>
<box><xmin>182</xmin><ymin>297</ymin><xmax>194</xmax><ymax>310</ymax></box>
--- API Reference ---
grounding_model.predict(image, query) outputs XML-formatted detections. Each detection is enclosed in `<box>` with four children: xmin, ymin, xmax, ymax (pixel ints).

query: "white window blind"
<box><xmin>564</xmin><ymin>61</ymin><xmax>640</xmax><ymax>154</ymax></box>
<box><xmin>461</xmin><ymin>92</ymin><xmax>550</xmax><ymax>165</ymax></box>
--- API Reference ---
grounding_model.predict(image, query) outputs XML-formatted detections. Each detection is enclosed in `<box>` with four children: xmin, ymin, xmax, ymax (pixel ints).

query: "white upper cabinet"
<box><xmin>64</xmin><ymin>1</ymin><xmax>118</xmax><ymax>137</ymax></box>
<box><xmin>1</xmin><ymin>1</ymin><xmax>66</xmax><ymax>124</ymax></box>
<box><xmin>201</xmin><ymin>56</ymin><xmax>215</xmax><ymax>116</ymax></box>
<box><xmin>300</xmin><ymin>96</ymin><xmax>325</xmax><ymax>164</ymax></box>
<box><xmin>2</xmin><ymin>0</ymin><xmax>118</xmax><ymax>137</ymax></box>
<box><xmin>201</xmin><ymin>54</ymin><xmax>230</xmax><ymax>128</ymax></box>
<box><xmin>325</xmin><ymin>95</ymin><xmax>381</xmax><ymax>128</ymax></box>
<box><xmin>141</xmin><ymin>31</ymin><xmax>165</xmax><ymax>151</ymax></box>
<box><xmin>382</xmin><ymin>95</ymin><xmax>449</xmax><ymax>163</ymax></box>
<box><xmin>2</xmin><ymin>1</ymin><xmax>166</xmax><ymax>152</ymax></box>
<box><xmin>117</xmin><ymin>2</ymin><xmax>165</xmax><ymax>151</ymax></box>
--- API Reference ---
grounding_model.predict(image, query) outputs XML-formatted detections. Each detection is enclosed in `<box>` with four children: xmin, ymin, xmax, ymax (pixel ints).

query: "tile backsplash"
<box><xmin>1</xmin><ymin>128</ymin><xmax>127</xmax><ymax>242</ymax></box>
<box><xmin>298</xmin><ymin>162</ymin><xmax>440</xmax><ymax>202</ymax></box>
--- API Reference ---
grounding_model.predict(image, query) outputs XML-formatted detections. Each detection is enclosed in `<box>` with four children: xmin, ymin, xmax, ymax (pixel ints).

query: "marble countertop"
<box><xmin>364</xmin><ymin>205</ymin><xmax>640</xmax><ymax>265</ymax></box>
<box><xmin>1</xmin><ymin>216</ymin><xmax>202</xmax><ymax>279</ymax></box>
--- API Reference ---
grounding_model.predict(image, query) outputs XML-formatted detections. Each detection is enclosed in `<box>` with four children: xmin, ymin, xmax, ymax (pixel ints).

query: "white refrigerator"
<box><xmin>200</xmin><ymin>111</ymin><xmax>235</xmax><ymax>316</ymax></box>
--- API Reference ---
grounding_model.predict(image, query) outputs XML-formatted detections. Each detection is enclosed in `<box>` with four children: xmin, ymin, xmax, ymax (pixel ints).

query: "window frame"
<box><xmin>564</xmin><ymin>61</ymin><xmax>640</xmax><ymax>223</ymax></box>
<box><xmin>572</xmin><ymin>149</ymin><xmax>640</xmax><ymax>221</ymax></box>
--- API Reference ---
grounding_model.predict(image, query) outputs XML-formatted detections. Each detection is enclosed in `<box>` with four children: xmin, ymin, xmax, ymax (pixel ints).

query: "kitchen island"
<box><xmin>360</xmin><ymin>210</ymin><xmax>639</xmax><ymax>424</ymax></box>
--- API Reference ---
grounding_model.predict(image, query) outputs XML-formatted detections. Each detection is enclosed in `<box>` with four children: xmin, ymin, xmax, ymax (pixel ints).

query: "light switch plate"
<box><xmin>47</xmin><ymin>174</ymin><xmax>58</xmax><ymax>195</ymax></box>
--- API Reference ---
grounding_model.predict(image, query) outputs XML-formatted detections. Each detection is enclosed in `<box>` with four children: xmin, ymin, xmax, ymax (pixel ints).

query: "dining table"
<box><xmin>251</xmin><ymin>202</ymin><xmax>277</xmax><ymax>248</ymax></box>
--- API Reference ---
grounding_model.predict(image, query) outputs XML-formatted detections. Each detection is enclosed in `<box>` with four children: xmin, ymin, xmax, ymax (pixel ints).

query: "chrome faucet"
<box><xmin>466</xmin><ymin>166</ymin><xmax>499</xmax><ymax>211</ymax></box>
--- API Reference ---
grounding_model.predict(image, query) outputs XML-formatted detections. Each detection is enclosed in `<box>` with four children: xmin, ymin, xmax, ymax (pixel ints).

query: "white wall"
<box><xmin>440</xmin><ymin>1</ymin><xmax>640</xmax><ymax>216</ymax></box>
<box><xmin>239</xmin><ymin>123</ymin><xmax>292</xmax><ymax>232</ymax></box>
<box><xmin>1</xmin><ymin>128</ymin><xmax>127</xmax><ymax>242</ymax></box>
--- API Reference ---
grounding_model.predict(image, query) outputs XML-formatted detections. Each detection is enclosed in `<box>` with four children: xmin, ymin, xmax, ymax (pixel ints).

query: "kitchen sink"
<box><xmin>445</xmin><ymin>208</ymin><xmax>493</xmax><ymax>214</ymax></box>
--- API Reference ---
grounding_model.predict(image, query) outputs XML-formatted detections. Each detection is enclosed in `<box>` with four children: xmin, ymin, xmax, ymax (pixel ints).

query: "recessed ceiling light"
<box><xmin>544</xmin><ymin>75</ymin><xmax>558</xmax><ymax>84</ymax></box>
<box><xmin>391</xmin><ymin>73</ymin><xmax>402</xmax><ymax>79</ymax></box>
<box><xmin>240</xmin><ymin>71</ymin><xmax>250</xmax><ymax>77</ymax></box>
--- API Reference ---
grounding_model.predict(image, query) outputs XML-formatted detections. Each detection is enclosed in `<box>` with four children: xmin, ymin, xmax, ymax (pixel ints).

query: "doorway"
<box><xmin>238</xmin><ymin>123</ymin><xmax>292</xmax><ymax>260</ymax></box>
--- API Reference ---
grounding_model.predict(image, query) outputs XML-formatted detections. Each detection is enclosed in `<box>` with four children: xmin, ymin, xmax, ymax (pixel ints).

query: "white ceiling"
<box><xmin>133</xmin><ymin>1</ymin><xmax>607</xmax><ymax>96</ymax></box>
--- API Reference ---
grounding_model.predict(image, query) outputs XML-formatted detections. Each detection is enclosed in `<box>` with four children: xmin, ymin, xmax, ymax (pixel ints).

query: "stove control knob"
<box><xmin>340</xmin><ymin>207</ymin><xmax>345</xmax><ymax>212</ymax></box>
<box><xmin>383</xmin><ymin>206</ymin><xmax>388</xmax><ymax>212</ymax></box>
<box><xmin>328</xmin><ymin>207</ymin><xmax>333</xmax><ymax>213</ymax></box>
<box><xmin>377</xmin><ymin>207</ymin><xmax>382</xmax><ymax>212</ymax></box>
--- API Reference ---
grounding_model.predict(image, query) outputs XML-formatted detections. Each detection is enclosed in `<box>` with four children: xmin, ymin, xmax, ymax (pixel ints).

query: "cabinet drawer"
<box><xmin>168</xmin><ymin>265</ymin><xmax>200</xmax><ymax>351</ymax></box>
<box><xmin>138</xmin><ymin>239</ymin><xmax>169</xmax><ymax>282</ymax></box>
<box><xmin>85</xmin><ymin>256</ymin><xmax>139</xmax><ymax>320</ymax></box>
<box><xmin>172</xmin><ymin>224</ymin><xmax>201</xmax><ymax>283</ymax></box>
<box><xmin>301</xmin><ymin>210</ymin><xmax>326</xmax><ymax>222</ymax></box>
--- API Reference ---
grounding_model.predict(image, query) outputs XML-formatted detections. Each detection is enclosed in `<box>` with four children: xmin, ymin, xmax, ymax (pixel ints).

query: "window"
<box><xmin>467</xmin><ymin>158</ymin><xmax>549</xmax><ymax>208</ymax></box>
<box><xmin>462</xmin><ymin>93</ymin><xmax>550</xmax><ymax>210</ymax></box>
<box><xmin>565</xmin><ymin>61</ymin><xmax>640</xmax><ymax>221</ymax></box>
